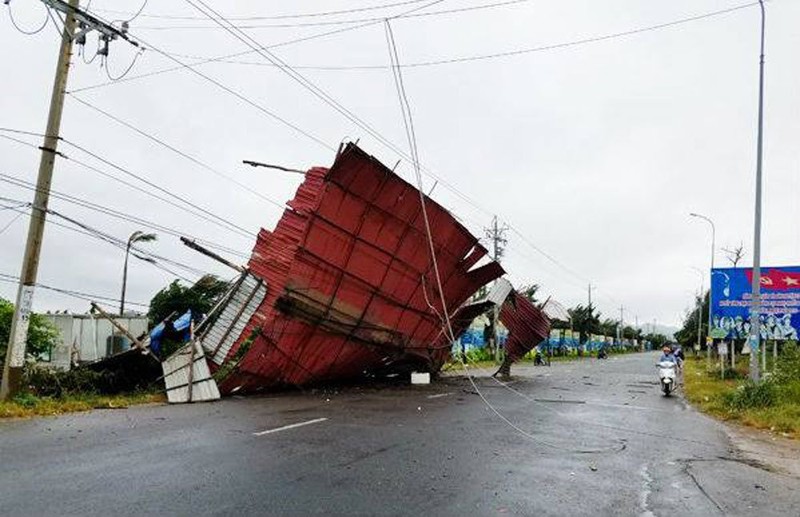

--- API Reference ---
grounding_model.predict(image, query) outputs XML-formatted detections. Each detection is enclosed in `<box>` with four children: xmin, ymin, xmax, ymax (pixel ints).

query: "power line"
<box><xmin>0</xmin><ymin>208</ymin><xmax>27</xmax><ymax>235</ymax></box>
<box><xmin>0</xmin><ymin>131</ymin><xmax>256</xmax><ymax>243</ymax></box>
<box><xmin>181</xmin><ymin>0</ymin><xmax>488</xmax><ymax>217</ymax></box>
<box><xmin>0</xmin><ymin>272</ymin><xmax>149</xmax><ymax>309</ymax></box>
<box><xmin>45</xmin><ymin>208</ymin><xmax>205</xmax><ymax>280</ymax></box>
<box><xmin>135</xmin><ymin>0</ymin><xmax>532</xmax><ymax>29</ymax></box>
<box><xmin>6</xmin><ymin>1</ymin><xmax>51</xmax><ymax>35</ymax></box>
<box><xmin>94</xmin><ymin>0</ymin><xmax>432</xmax><ymax>21</ymax></box>
<box><xmin>1</xmin><ymin>202</ymin><xmax>200</xmax><ymax>282</ymax></box>
<box><xmin>69</xmin><ymin>0</ymin><xmax>445</xmax><ymax>94</ymax></box>
<box><xmin>81</xmin><ymin>2</ymin><xmax>584</xmax><ymax>304</ymax></box>
<box><xmin>140</xmin><ymin>2</ymin><xmax>760</xmax><ymax>71</ymax></box>
<box><xmin>67</xmin><ymin>94</ymin><xmax>287</xmax><ymax>211</ymax></box>
<box><xmin>73</xmin><ymin>4</ymin><xmax>639</xmax><ymax>311</ymax></box>
<box><xmin>61</xmin><ymin>138</ymin><xmax>256</xmax><ymax>238</ymax></box>
<box><xmin>0</xmin><ymin>171</ymin><xmax>250</xmax><ymax>260</ymax></box>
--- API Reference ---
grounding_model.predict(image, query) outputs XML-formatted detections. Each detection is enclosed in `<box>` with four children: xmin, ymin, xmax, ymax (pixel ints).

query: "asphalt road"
<box><xmin>1</xmin><ymin>353</ymin><xmax>798</xmax><ymax>516</ymax></box>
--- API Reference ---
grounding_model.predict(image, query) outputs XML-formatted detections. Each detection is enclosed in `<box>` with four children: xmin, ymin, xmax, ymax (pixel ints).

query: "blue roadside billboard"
<box><xmin>710</xmin><ymin>266</ymin><xmax>800</xmax><ymax>341</ymax></box>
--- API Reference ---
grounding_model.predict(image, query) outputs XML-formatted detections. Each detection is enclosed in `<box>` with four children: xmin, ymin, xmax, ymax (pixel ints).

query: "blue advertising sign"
<box><xmin>710</xmin><ymin>266</ymin><xmax>800</xmax><ymax>341</ymax></box>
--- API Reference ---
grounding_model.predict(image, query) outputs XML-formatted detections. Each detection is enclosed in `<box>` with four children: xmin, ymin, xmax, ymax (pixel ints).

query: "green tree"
<box><xmin>568</xmin><ymin>304</ymin><xmax>600</xmax><ymax>343</ymax></box>
<box><xmin>675</xmin><ymin>291</ymin><xmax>709</xmax><ymax>349</ymax></box>
<box><xmin>0</xmin><ymin>298</ymin><xmax>59</xmax><ymax>365</ymax></box>
<box><xmin>147</xmin><ymin>274</ymin><xmax>230</xmax><ymax>326</ymax></box>
<box><xmin>599</xmin><ymin>318</ymin><xmax>618</xmax><ymax>337</ymax></box>
<box><xmin>643</xmin><ymin>333</ymin><xmax>668</xmax><ymax>348</ymax></box>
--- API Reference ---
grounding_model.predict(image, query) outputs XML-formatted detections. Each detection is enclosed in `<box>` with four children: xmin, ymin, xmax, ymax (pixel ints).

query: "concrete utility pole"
<box><xmin>1</xmin><ymin>0</ymin><xmax>137</xmax><ymax>400</ymax></box>
<box><xmin>484</xmin><ymin>216</ymin><xmax>508</xmax><ymax>360</ymax></box>
<box><xmin>1</xmin><ymin>0</ymin><xmax>79</xmax><ymax>400</ymax></box>
<box><xmin>485</xmin><ymin>215</ymin><xmax>508</xmax><ymax>264</ymax></box>
<box><xmin>618</xmin><ymin>306</ymin><xmax>624</xmax><ymax>344</ymax></box>
<box><xmin>749</xmin><ymin>0</ymin><xmax>766</xmax><ymax>383</ymax></box>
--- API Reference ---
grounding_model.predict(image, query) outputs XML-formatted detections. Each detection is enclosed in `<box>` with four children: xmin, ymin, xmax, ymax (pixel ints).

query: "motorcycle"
<box><xmin>657</xmin><ymin>361</ymin><xmax>677</xmax><ymax>396</ymax></box>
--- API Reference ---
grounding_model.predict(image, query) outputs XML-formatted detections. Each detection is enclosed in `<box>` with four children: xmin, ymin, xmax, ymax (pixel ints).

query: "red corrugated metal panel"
<box><xmin>499</xmin><ymin>292</ymin><xmax>551</xmax><ymax>361</ymax></box>
<box><xmin>216</xmin><ymin>144</ymin><xmax>504</xmax><ymax>392</ymax></box>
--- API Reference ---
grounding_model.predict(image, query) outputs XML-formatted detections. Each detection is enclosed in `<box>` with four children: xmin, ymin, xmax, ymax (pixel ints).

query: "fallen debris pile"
<box><xmin>165</xmin><ymin>143</ymin><xmax>549</xmax><ymax>400</ymax></box>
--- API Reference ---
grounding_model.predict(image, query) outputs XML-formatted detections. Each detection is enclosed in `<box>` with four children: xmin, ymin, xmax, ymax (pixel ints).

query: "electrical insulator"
<box><xmin>76</xmin><ymin>22</ymin><xmax>86</xmax><ymax>45</ymax></box>
<box><xmin>98</xmin><ymin>36</ymin><xmax>109</xmax><ymax>57</ymax></box>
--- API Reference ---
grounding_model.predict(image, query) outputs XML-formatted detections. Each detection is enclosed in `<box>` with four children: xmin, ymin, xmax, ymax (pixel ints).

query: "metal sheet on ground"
<box><xmin>163</xmin><ymin>341</ymin><xmax>220</xmax><ymax>403</ymax></box>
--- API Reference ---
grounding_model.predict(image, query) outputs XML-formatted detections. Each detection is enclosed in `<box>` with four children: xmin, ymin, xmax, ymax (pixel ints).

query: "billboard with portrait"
<box><xmin>710</xmin><ymin>266</ymin><xmax>800</xmax><ymax>341</ymax></box>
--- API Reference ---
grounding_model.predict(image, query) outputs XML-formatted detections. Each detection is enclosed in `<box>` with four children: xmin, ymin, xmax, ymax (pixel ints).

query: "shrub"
<box><xmin>724</xmin><ymin>380</ymin><xmax>777</xmax><ymax>410</ymax></box>
<box><xmin>23</xmin><ymin>366</ymin><xmax>114</xmax><ymax>398</ymax></box>
<box><xmin>465</xmin><ymin>347</ymin><xmax>495</xmax><ymax>363</ymax></box>
<box><xmin>771</xmin><ymin>341</ymin><xmax>800</xmax><ymax>385</ymax></box>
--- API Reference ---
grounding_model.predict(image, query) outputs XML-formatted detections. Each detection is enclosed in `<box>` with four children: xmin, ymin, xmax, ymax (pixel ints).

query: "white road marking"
<box><xmin>426</xmin><ymin>392</ymin><xmax>452</xmax><ymax>399</ymax></box>
<box><xmin>253</xmin><ymin>417</ymin><xmax>328</xmax><ymax>436</ymax></box>
<box><xmin>639</xmin><ymin>464</ymin><xmax>655</xmax><ymax>517</ymax></box>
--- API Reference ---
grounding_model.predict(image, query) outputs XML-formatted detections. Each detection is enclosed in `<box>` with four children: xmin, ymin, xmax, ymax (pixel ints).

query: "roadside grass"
<box><xmin>683</xmin><ymin>356</ymin><xmax>800</xmax><ymax>439</ymax></box>
<box><xmin>0</xmin><ymin>391</ymin><xmax>165</xmax><ymax>419</ymax></box>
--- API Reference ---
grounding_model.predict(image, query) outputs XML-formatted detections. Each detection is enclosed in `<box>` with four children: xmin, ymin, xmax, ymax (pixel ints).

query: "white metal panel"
<box><xmin>201</xmin><ymin>273</ymin><xmax>267</xmax><ymax>365</ymax></box>
<box><xmin>41</xmin><ymin>314</ymin><xmax>150</xmax><ymax>364</ymax></box>
<box><xmin>485</xmin><ymin>278</ymin><xmax>513</xmax><ymax>307</ymax></box>
<box><xmin>162</xmin><ymin>341</ymin><xmax>220</xmax><ymax>403</ymax></box>
<box><xmin>41</xmin><ymin>315</ymin><xmax>72</xmax><ymax>368</ymax></box>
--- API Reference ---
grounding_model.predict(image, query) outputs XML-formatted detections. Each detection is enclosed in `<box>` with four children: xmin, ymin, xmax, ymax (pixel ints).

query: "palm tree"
<box><xmin>120</xmin><ymin>231</ymin><xmax>157</xmax><ymax>315</ymax></box>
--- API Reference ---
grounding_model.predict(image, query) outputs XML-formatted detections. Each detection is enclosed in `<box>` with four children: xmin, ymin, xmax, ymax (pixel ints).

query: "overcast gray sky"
<box><xmin>1</xmin><ymin>0</ymin><xmax>798</xmax><ymax>328</ymax></box>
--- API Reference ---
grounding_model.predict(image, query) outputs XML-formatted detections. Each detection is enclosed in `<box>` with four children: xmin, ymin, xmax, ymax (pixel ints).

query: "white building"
<box><xmin>41</xmin><ymin>313</ymin><xmax>149</xmax><ymax>369</ymax></box>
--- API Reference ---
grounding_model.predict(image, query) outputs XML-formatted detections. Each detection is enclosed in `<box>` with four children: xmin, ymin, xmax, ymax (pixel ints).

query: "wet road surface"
<box><xmin>1</xmin><ymin>352</ymin><xmax>798</xmax><ymax>516</ymax></box>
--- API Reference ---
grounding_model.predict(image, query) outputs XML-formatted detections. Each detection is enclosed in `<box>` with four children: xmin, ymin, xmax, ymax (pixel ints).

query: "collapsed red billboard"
<box><xmin>210</xmin><ymin>143</ymin><xmax>505</xmax><ymax>392</ymax></box>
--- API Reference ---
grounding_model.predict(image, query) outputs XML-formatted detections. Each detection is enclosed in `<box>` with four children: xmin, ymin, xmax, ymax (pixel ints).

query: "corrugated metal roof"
<box><xmin>162</xmin><ymin>341</ymin><xmax>220</xmax><ymax>403</ymax></box>
<box><xmin>200</xmin><ymin>273</ymin><xmax>267</xmax><ymax>366</ymax></box>
<box><xmin>500</xmin><ymin>291</ymin><xmax>551</xmax><ymax>361</ymax></box>
<box><xmin>214</xmin><ymin>144</ymin><xmax>506</xmax><ymax>393</ymax></box>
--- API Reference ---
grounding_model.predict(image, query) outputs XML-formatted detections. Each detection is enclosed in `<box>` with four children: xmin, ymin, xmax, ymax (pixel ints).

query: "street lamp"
<box><xmin>120</xmin><ymin>231</ymin><xmax>157</xmax><ymax>315</ymax></box>
<box><xmin>749</xmin><ymin>0</ymin><xmax>767</xmax><ymax>382</ymax></box>
<box><xmin>690</xmin><ymin>267</ymin><xmax>704</xmax><ymax>356</ymax></box>
<box><xmin>690</xmin><ymin>212</ymin><xmax>715</xmax><ymax>364</ymax></box>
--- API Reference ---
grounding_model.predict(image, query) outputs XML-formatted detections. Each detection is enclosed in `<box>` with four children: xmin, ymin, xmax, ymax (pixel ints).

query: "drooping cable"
<box><xmin>95</xmin><ymin>0</ymin><xmax>431</xmax><ymax>21</ymax></box>
<box><xmin>0</xmin><ymin>272</ymin><xmax>149</xmax><ymax>308</ymax></box>
<box><xmin>384</xmin><ymin>19</ymin><xmax>575</xmax><ymax>451</ymax></box>
<box><xmin>6</xmin><ymin>2</ymin><xmax>50</xmax><ymax>34</ymax></box>
<box><xmin>0</xmin><ymin>139</ymin><xmax>253</xmax><ymax>242</ymax></box>
<box><xmin>136</xmin><ymin>0</ymin><xmax>531</xmax><ymax>30</ymax></box>
<box><xmin>67</xmin><ymin>95</ymin><xmax>286</xmax><ymax>211</ymax></box>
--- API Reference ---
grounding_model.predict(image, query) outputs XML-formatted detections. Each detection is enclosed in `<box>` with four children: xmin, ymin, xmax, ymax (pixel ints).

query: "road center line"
<box><xmin>253</xmin><ymin>417</ymin><xmax>328</xmax><ymax>436</ymax></box>
<box><xmin>426</xmin><ymin>392</ymin><xmax>452</xmax><ymax>399</ymax></box>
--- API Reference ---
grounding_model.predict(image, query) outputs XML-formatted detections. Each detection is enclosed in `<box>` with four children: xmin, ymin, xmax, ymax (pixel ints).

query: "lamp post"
<box><xmin>690</xmin><ymin>212</ymin><xmax>715</xmax><ymax>366</ymax></box>
<box><xmin>690</xmin><ymin>267</ymin><xmax>704</xmax><ymax>356</ymax></box>
<box><xmin>749</xmin><ymin>0</ymin><xmax>766</xmax><ymax>383</ymax></box>
<box><xmin>120</xmin><ymin>231</ymin><xmax>157</xmax><ymax>315</ymax></box>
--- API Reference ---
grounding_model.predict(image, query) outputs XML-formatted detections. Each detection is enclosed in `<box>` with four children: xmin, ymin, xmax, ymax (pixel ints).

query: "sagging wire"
<box><xmin>117</xmin><ymin>0</ymin><xmax>148</xmax><ymax>24</ymax></box>
<box><xmin>79</xmin><ymin>37</ymin><xmax>100</xmax><ymax>64</ymax></box>
<box><xmin>45</xmin><ymin>1</ymin><xmax>66</xmax><ymax>38</ymax></box>
<box><xmin>459</xmin><ymin>350</ymin><xmax>744</xmax><ymax>452</ymax></box>
<box><xmin>6</xmin><ymin>0</ymin><xmax>50</xmax><ymax>35</ymax></box>
<box><xmin>102</xmin><ymin>45</ymin><xmax>145</xmax><ymax>81</ymax></box>
<box><xmin>0</xmin><ymin>272</ymin><xmax>149</xmax><ymax>308</ymax></box>
<box><xmin>383</xmin><ymin>19</ymin><xmax>580</xmax><ymax>453</ymax></box>
<box><xmin>0</xmin><ymin>204</ymin><xmax>28</xmax><ymax>235</ymax></box>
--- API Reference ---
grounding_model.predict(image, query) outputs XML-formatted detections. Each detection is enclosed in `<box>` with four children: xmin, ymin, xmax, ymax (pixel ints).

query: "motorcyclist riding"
<box><xmin>659</xmin><ymin>345</ymin><xmax>678</xmax><ymax>365</ymax></box>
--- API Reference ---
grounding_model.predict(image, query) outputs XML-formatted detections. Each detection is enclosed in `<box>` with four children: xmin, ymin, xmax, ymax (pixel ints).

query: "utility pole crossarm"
<box><xmin>43</xmin><ymin>0</ymin><xmax>138</xmax><ymax>46</ymax></box>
